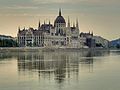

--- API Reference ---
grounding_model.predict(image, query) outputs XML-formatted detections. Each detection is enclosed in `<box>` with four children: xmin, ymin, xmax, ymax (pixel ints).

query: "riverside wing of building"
<box><xmin>17</xmin><ymin>28</ymin><xmax>44</xmax><ymax>47</ymax></box>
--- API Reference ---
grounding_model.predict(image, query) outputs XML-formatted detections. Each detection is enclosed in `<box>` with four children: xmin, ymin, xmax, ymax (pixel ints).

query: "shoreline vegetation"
<box><xmin>0</xmin><ymin>47</ymin><xmax>110</xmax><ymax>52</ymax></box>
<box><xmin>0</xmin><ymin>39</ymin><xmax>18</xmax><ymax>47</ymax></box>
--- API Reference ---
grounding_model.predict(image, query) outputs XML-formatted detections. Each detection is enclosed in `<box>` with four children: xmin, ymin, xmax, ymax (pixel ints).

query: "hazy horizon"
<box><xmin>0</xmin><ymin>0</ymin><xmax>120</xmax><ymax>40</ymax></box>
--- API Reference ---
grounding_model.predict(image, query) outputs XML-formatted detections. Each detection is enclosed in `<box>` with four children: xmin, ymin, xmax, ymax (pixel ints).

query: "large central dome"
<box><xmin>54</xmin><ymin>9</ymin><xmax>66</xmax><ymax>24</ymax></box>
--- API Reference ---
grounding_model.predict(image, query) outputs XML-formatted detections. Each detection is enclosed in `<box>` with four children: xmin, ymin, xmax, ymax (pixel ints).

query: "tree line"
<box><xmin>0</xmin><ymin>39</ymin><xmax>18</xmax><ymax>47</ymax></box>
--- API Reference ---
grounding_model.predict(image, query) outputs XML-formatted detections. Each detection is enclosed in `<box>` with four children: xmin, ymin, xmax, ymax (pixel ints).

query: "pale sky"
<box><xmin>0</xmin><ymin>0</ymin><xmax>120</xmax><ymax>40</ymax></box>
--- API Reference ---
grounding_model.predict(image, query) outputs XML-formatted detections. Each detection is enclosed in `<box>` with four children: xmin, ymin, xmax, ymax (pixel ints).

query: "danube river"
<box><xmin>0</xmin><ymin>50</ymin><xmax>120</xmax><ymax>90</ymax></box>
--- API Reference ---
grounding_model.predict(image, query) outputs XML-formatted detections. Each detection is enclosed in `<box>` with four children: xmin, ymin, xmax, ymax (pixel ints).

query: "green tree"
<box><xmin>0</xmin><ymin>39</ymin><xmax>18</xmax><ymax>47</ymax></box>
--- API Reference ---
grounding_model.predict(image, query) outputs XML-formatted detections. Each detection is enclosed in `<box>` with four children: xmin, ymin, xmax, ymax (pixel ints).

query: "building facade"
<box><xmin>18</xmin><ymin>27</ymin><xmax>44</xmax><ymax>47</ymax></box>
<box><xmin>17</xmin><ymin>9</ymin><xmax>81</xmax><ymax>48</ymax></box>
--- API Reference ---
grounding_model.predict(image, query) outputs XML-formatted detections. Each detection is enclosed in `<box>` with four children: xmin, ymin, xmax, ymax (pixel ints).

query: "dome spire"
<box><xmin>54</xmin><ymin>8</ymin><xmax>66</xmax><ymax>25</ymax></box>
<box><xmin>59</xmin><ymin>8</ymin><xmax>61</xmax><ymax>16</ymax></box>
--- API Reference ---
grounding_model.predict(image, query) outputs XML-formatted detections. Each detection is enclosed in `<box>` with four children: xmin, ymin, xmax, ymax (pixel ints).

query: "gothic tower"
<box><xmin>38</xmin><ymin>20</ymin><xmax>41</xmax><ymax>30</ymax></box>
<box><xmin>76</xmin><ymin>18</ymin><xmax>80</xmax><ymax>34</ymax></box>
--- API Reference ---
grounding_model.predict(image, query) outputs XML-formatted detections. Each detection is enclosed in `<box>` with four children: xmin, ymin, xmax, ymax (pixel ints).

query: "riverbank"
<box><xmin>0</xmin><ymin>47</ymin><xmax>110</xmax><ymax>52</ymax></box>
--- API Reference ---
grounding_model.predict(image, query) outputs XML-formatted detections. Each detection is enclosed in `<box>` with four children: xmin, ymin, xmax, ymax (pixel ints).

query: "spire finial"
<box><xmin>24</xmin><ymin>26</ymin><xmax>25</xmax><ymax>30</ymax></box>
<box><xmin>68</xmin><ymin>16</ymin><xmax>70</xmax><ymax>27</ymax></box>
<box><xmin>59</xmin><ymin>8</ymin><xmax>61</xmax><ymax>16</ymax></box>
<box><xmin>49</xmin><ymin>20</ymin><xmax>50</xmax><ymax>25</ymax></box>
<box><xmin>44</xmin><ymin>20</ymin><xmax>45</xmax><ymax>25</ymax></box>
<box><xmin>18</xmin><ymin>26</ymin><xmax>21</xmax><ymax>32</ymax></box>
<box><xmin>73</xmin><ymin>22</ymin><xmax>75</xmax><ymax>27</ymax></box>
<box><xmin>39</xmin><ymin>20</ymin><xmax>41</xmax><ymax>27</ymax></box>
<box><xmin>89</xmin><ymin>31</ymin><xmax>90</xmax><ymax>34</ymax></box>
<box><xmin>92</xmin><ymin>31</ymin><xmax>93</xmax><ymax>36</ymax></box>
<box><xmin>76</xmin><ymin>18</ymin><xmax>79</xmax><ymax>28</ymax></box>
<box><xmin>18</xmin><ymin>26</ymin><xmax>20</xmax><ymax>30</ymax></box>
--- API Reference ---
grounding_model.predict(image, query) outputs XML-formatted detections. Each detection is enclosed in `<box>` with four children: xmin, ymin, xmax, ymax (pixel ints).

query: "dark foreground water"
<box><xmin>0</xmin><ymin>50</ymin><xmax>120</xmax><ymax>90</ymax></box>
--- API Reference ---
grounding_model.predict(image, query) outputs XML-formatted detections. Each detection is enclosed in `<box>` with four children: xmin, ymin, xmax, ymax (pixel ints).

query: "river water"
<box><xmin>0</xmin><ymin>50</ymin><xmax>120</xmax><ymax>90</ymax></box>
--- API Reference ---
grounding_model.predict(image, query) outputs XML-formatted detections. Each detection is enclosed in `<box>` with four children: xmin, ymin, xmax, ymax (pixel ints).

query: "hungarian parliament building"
<box><xmin>17</xmin><ymin>9</ymin><xmax>109</xmax><ymax>48</ymax></box>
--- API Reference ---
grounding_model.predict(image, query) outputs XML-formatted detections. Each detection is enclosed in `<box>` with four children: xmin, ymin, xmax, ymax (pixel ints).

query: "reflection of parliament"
<box><xmin>17</xmin><ymin>9</ymin><xmax>109</xmax><ymax>48</ymax></box>
<box><xmin>17</xmin><ymin>51</ymin><xmax>95</xmax><ymax>82</ymax></box>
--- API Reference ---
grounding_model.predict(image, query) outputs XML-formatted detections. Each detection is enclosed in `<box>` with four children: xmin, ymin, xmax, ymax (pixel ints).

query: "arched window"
<box><xmin>59</xmin><ymin>29</ymin><xmax>61</xmax><ymax>33</ymax></box>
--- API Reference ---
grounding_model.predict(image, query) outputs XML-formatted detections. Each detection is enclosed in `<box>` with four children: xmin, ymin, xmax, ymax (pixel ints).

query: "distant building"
<box><xmin>80</xmin><ymin>32</ymin><xmax>93</xmax><ymax>38</ymax></box>
<box><xmin>80</xmin><ymin>32</ymin><xmax>95</xmax><ymax>48</ymax></box>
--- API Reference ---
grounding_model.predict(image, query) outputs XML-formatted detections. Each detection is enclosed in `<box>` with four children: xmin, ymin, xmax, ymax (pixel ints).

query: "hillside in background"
<box><xmin>110</xmin><ymin>38</ymin><xmax>120</xmax><ymax>48</ymax></box>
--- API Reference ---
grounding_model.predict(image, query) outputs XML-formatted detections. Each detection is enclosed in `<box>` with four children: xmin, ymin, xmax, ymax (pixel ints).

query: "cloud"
<box><xmin>0</xmin><ymin>13</ymin><xmax>30</xmax><ymax>17</ymax></box>
<box><xmin>33</xmin><ymin>0</ymin><xmax>65</xmax><ymax>4</ymax></box>
<box><xmin>4</xmin><ymin>6</ymin><xmax>39</xmax><ymax>10</ymax></box>
<box><xmin>0</xmin><ymin>0</ymin><xmax>120</xmax><ymax>11</ymax></box>
<box><xmin>32</xmin><ymin>0</ymin><xmax>120</xmax><ymax>5</ymax></box>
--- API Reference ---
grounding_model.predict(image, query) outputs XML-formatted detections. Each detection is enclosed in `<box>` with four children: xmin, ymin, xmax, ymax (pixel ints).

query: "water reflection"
<box><xmin>0</xmin><ymin>52</ymin><xmax>14</xmax><ymax>60</ymax></box>
<box><xmin>17</xmin><ymin>50</ymin><xmax>110</xmax><ymax>83</ymax></box>
<box><xmin>110</xmin><ymin>50</ymin><xmax>120</xmax><ymax>56</ymax></box>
